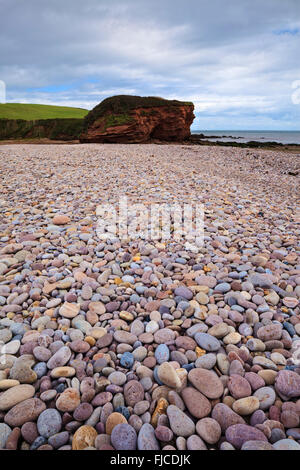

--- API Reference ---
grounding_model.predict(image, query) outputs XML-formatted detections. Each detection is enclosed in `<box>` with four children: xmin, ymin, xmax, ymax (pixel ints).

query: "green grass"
<box><xmin>104</xmin><ymin>113</ymin><xmax>133</xmax><ymax>128</ymax></box>
<box><xmin>0</xmin><ymin>103</ymin><xmax>88</xmax><ymax>121</ymax></box>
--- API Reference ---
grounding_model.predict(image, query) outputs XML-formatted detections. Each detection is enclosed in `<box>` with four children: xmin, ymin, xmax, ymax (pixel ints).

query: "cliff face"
<box><xmin>80</xmin><ymin>95</ymin><xmax>195</xmax><ymax>143</ymax></box>
<box><xmin>0</xmin><ymin>118</ymin><xmax>83</xmax><ymax>141</ymax></box>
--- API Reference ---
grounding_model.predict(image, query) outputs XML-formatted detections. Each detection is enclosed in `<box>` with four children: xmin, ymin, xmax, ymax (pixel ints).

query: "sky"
<box><xmin>0</xmin><ymin>0</ymin><xmax>300</xmax><ymax>130</ymax></box>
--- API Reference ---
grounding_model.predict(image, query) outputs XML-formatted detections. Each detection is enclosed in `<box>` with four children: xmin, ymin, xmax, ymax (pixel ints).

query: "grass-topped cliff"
<box><xmin>0</xmin><ymin>103</ymin><xmax>88</xmax><ymax>141</ymax></box>
<box><xmin>0</xmin><ymin>103</ymin><xmax>88</xmax><ymax>120</ymax></box>
<box><xmin>83</xmin><ymin>95</ymin><xmax>194</xmax><ymax>130</ymax></box>
<box><xmin>81</xmin><ymin>95</ymin><xmax>195</xmax><ymax>143</ymax></box>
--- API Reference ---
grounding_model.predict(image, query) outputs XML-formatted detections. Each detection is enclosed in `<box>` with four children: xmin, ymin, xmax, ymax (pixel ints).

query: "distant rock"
<box><xmin>80</xmin><ymin>95</ymin><xmax>195</xmax><ymax>143</ymax></box>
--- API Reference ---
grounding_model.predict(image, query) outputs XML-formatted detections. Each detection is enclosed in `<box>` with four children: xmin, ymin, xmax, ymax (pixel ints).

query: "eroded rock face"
<box><xmin>80</xmin><ymin>95</ymin><xmax>195</xmax><ymax>143</ymax></box>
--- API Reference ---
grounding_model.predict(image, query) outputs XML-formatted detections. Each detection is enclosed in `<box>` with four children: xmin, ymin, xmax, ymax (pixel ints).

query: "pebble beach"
<box><xmin>0</xmin><ymin>143</ymin><xmax>299</xmax><ymax>451</ymax></box>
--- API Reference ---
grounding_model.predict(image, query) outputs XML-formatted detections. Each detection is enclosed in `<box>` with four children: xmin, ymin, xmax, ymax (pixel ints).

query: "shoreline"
<box><xmin>1</xmin><ymin>137</ymin><xmax>300</xmax><ymax>154</ymax></box>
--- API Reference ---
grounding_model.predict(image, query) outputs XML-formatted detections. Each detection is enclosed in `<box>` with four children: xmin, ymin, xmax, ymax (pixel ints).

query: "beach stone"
<box><xmin>181</xmin><ymin>387</ymin><xmax>211</xmax><ymax>418</ymax></box>
<box><xmin>247</xmin><ymin>338</ymin><xmax>266</xmax><ymax>352</ymax></box>
<box><xmin>196</xmin><ymin>418</ymin><xmax>221</xmax><ymax>445</ymax></box>
<box><xmin>155</xmin><ymin>344</ymin><xmax>170</xmax><ymax>364</ymax></box>
<box><xmin>188</xmin><ymin>368</ymin><xmax>224</xmax><ymax>399</ymax></box>
<box><xmin>186</xmin><ymin>434</ymin><xmax>207</xmax><ymax>450</ymax></box>
<box><xmin>109</xmin><ymin>371</ymin><xmax>127</xmax><ymax>386</ymax></box>
<box><xmin>96</xmin><ymin>333</ymin><xmax>113</xmax><ymax>348</ymax></box>
<box><xmin>273</xmin><ymin>439</ymin><xmax>300</xmax><ymax>450</ymax></box>
<box><xmin>167</xmin><ymin>405</ymin><xmax>195</xmax><ymax>437</ymax></box>
<box><xmin>228</xmin><ymin>375</ymin><xmax>251</xmax><ymax>399</ymax></box>
<box><xmin>37</xmin><ymin>409</ymin><xmax>62</xmax><ymax>438</ymax></box>
<box><xmin>120</xmin><ymin>352</ymin><xmax>134</xmax><ymax>369</ymax></box>
<box><xmin>53</xmin><ymin>214</ymin><xmax>70</xmax><ymax>225</ymax></box>
<box><xmin>21</xmin><ymin>422</ymin><xmax>38</xmax><ymax>444</ymax></box>
<box><xmin>137</xmin><ymin>423</ymin><xmax>160</xmax><ymax>450</ymax></box>
<box><xmin>88</xmin><ymin>301</ymin><xmax>106</xmax><ymax>315</ymax></box>
<box><xmin>215</xmin><ymin>282</ymin><xmax>231</xmax><ymax>293</ymax></box>
<box><xmin>0</xmin><ymin>423</ymin><xmax>12</xmax><ymax>449</ymax></box>
<box><xmin>1</xmin><ymin>339</ymin><xmax>20</xmax><ymax>355</ymax></box>
<box><xmin>244</xmin><ymin>372</ymin><xmax>265</xmax><ymax>391</ymax></box>
<box><xmin>0</xmin><ymin>379</ymin><xmax>20</xmax><ymax>390</ymax></box>
<box><xmin>281</xmin><ymin>410</ymin><xmax>299</xmax><ymax>428</ymax></box>
<box><xmin>51</xmin><ymin>366</ymin><xmax>76</xmax><ymax>378</ymax></box>
<box><xmin>4</xmin><ymin>398</ymin><xmax>46</xmax><ymax>427</ymax></box>
<box><xmin>47</xmin><ymin>346</ymin><xmax>71</xmax><ymax>369</ymax></box>
<box><xmin>106</xmin><ymin>412</ymin><xmax>127</xmax><ymax>434</ymax></box>
<box><xmin>56</xmin><ymin>388</ymin><xmax>80</xmax><ymax>412</ymax></box>
<box><xmin>114</xmin><ymin>330</ymin><xmax>137</xmax><ymax>345</ymax></box>
<box><xmin>48</xmin><ymin>431</ymin><xmax>69</xmax><ymax>449</ymax></box>
<box><xmin>155</xmin><ymin>426</ymin><xmax>173</xmax><ymax>442</ymax></box>
<box><xmin>225</xmin><ymin>424</ymin><xmax>267</xmax><ymax>449</ymax></box>
<box><xmin>0</xmin><ymin>384</ymin><xmax>35</xmax><ymax>411</ymax></box>
<box><xmin>59</xmin><ymin>302</ymin><xmax>80</xmax><ymax>319</ymax></box>
<box><xmin>257</xmin><ymin>324</ymin><xmax>282</xmax><ymax>342</ymax></box>
<box><xmin>9</xmin><ymin>355</ymin><xmax>37</xmax><ymax>384</ymax></box>
<box><xmin>0</xmin><ymin>329</ymin><xmax>12</xmax><ymax>344</ymax></box>
<box><xmin>275</xmin><ymin>370</ymin><xmax>300</xmax><ymax>399</ymax></box>
<box><xmin>283</xmin><ymin>297</ymin><xmax>299</xmax><ymax>309</ymax></box>
<box><xmin>253</xmin><ymin>386</ymin><xmax>276</xmax><ymax>410</ymax></box>
<box><xmin>174</xmin><ymin>286</ymin><xmax>193</xmax><ymax>300</ymax></box>
<box><xmin>223</xmin><ymin>332</ymin><xmax>241</xmax><ymax>345</ymax></box>
<box><xmin>72</xmin><ymin>425</ymin><xmax>98</xmax><ymax>450</ymax></box>
<box><xmin>157</xmin><ymin>362</ymin><xmax>181</xmax><ymax>389</ymax></box>
<box><xmin>33</xmin><ymin>346</ymin><xmax>52</xmax><ymax>362</ymax></box>
<box><xmin>195</xmin><ymin>353</ymin><xmax>216</xmax><ymax>369</ymax></box>
<box><xmin>154</xmin><ymin>329</ymin><xmax>175</xmax><ymax>344</ymax></box>
<box><xmin>211</xmin><ymin>403</ymin><xmax>245</xmax><ymax>432</ymax></box>
<box><xmin>194</xmin><ymin>333</ymin><xmax>220</xmax><ymax>352</ymax></box>
<box><xmin>111</xmin><ymin>423</ymin><xmax>137</xmax><ymax>450</ymax></box>
<box><xmin>208</xmin><ymin>323</ymin><xmax>229</xmax><ymax>338</ymax></box>
<box><xmin>124</xmin><ymin>380</ymin><xmax>144</xmax><ymax>406</ymax></box>
<box><xmin>232</xmin><ymin>397</ymin><xmax>260</xmax><ymax>416</ymax></box>
<box><xmin>175</xmin><ymin>336</ymin><xmax>196</xmax><ymax>350</ymax></box>
<box><xmin>73</xmin><ymin>403</ymin><xmax>93</xmax><ymax>421</ymax></box>
<box><xmin>258</xmin><ymin>370</ymin><xmax>277</xmax><ymax>385</ymax></box>
<box><xmin>241</xmin><ymin>440</ymin><xmax>274</xmax><ymax>450</ymax></box>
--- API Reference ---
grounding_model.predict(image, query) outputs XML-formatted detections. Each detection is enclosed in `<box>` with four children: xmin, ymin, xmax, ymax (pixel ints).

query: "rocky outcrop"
<box><xmin>80</xmin><ymin>95</ymin><xmax>195</xmax><ymax>143</ymax></box>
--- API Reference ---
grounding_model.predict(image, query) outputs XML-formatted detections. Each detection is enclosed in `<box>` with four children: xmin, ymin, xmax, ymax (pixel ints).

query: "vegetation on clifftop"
<box><xmin>84</xmin><ymin>95</ymin><xmax>194</xmax><ymax>129</ymax></box>
<box><xmin>0</xmin><ymin>103</ymin><xmax>88</xmax><ymax>121</ymax></box>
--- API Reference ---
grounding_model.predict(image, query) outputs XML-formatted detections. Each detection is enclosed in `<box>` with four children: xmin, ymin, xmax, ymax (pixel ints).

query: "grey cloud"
<box><xmin>0</xmin><ymin>0</ymin><xmax>299</xmax><ymax>129</ymax></box>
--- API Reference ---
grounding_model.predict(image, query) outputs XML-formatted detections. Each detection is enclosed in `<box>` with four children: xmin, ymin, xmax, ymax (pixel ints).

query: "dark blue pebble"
<box><xmin>285</xmin><ymin>365</ymin><xmax>298</xmax><ymax>371</ymax></box>
<box><xmin>120</xmin><ymin>352</ymin><xmax>134</xmax><ymax>369</ymax></box>
<box><xmin>115</xmin><ymin>406</ymin><xmax>130</xmax><ymax>420</ymax></box>
<box><xmin>159</xmin><ymin>305</ymin><xmax>170</xmax><ymax>314</ymax></box>
<box><xmin>182</xmin><ymin>363</ymin><xmax>195</xmax><ymax>372</ymax></box>
<box><xmin>283</xmin><ymin>322</ymin><xmax>295</xmax><ymax>336</ymax></box>
<box><xmin>56</xmin><ymin>384</ymin><xmax>66</xmax><ymax>393</ymax></box>
<box><xmin>30</xmin><ymin>436</ymin><xmax>47</xmax><ymax>450</ymax></box>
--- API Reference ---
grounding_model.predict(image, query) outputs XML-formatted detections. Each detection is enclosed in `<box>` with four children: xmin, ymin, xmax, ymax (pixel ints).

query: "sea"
<box><xmin>191</xmin><ymin>130</ymin><xmax>300</xmax><ymax>145</ymax></box>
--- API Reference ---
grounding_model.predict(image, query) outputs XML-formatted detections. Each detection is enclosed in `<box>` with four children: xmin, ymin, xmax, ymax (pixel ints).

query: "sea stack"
<box><xmin>80</xmin><ymin>95</ymin><xmax>195</xmax><ymax>143</ymax></box>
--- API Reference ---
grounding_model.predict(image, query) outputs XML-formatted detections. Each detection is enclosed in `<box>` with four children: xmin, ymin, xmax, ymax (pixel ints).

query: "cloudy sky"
<box><xmin>0</xmin><ymin>0</ymin><xmax>299</xmax><ymax>129</ymax></box>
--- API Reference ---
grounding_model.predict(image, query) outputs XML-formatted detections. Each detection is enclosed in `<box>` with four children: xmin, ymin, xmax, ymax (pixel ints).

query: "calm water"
<box><xmin>191</xmin><ymin>130</ymin><xmax>300</xmax><ymax>145</ymax></box>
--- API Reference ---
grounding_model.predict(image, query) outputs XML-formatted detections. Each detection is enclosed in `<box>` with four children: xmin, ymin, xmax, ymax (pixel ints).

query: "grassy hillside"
<box><xmin>0</xmin><ymin>103</ymin><xmax>88</xmax><ymax>121</ymax></box>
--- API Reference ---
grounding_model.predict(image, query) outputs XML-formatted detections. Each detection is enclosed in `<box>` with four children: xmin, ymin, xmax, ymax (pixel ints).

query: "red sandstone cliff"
<box><xmin>80</xmin><ymin>96</ymin><xmax>195</xmax><ymax>143</ymax></box>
